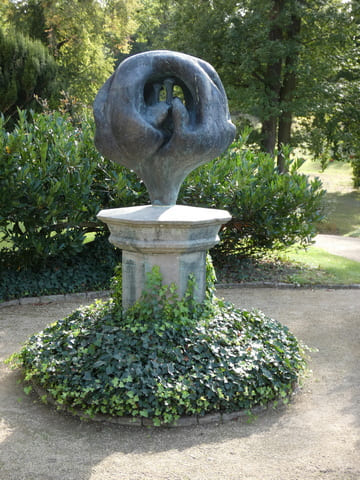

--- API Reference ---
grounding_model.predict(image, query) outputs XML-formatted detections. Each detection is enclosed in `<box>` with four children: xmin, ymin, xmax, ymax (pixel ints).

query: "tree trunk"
<box><xmin>277</xmin><ymin>63</ymin><xmax>295</xmax><ymax>172</ymax></box>
<box><xmin>261</xmin><ymin>117</ymin><xmax>278</xmax><ymax>155</ymax></box>
<box><xmin>261</xmin><ymin>0</ymin><xmax>284</xmax><ymax>156</ymax></box>
<box><xmin>277</xmin><ymin>13</ymin><xmax>301</xmax><ymax>172</ymax></box>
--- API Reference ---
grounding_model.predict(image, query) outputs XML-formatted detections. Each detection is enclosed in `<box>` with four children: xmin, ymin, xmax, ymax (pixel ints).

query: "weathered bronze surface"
<box><xmin>94</xmin><ymin>50</ymin><xmax>235</xmax><ymax>205</ymax></box>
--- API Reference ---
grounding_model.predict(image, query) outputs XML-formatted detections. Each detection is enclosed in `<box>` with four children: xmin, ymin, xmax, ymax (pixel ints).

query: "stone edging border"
<box><xmin>31</xmin><ymin>380</ymin><xmax>289</xmax><ymax>428</ymax></box>
<box><xmin>1</xmin><ymin>282</ymin><xmax>360</xmax><ymax>309</ymax></box>
<box><xmin>0</xmin><ymin>290</ymin><xmax>111</xmax><ymax>309</ymax></box>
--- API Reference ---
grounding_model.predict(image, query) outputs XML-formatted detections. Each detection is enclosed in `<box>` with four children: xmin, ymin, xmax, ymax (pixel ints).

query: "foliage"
<box><xmin>9</xmin><ymin>267</ymin><xmax>308</xmax><ymax>426</ymax></box>
<box><xmin>0</xmin><ymin>1</ymin><xmax>11</xmax><ymax>29</ymax></box>
<box><xmin>179</xmin><ymin>133</ymin><xmax>327</xmax><ymax>257</ymax></box>
<box><xmin>0</xmin><ymin>109</ymin><xmax>148</xmax><ymax>268</ymax></box>
<box><xmin>109</xmin><ymin>253</ymin><xmax>217</xmax><ymax>314</ymax></box>
<box><xmin>1</xmin><ymin>107</ymin><xmax>324</xmax><ymax>267</ymax></box>
<box><xmin>0</xmin><ymin>26</ymin><xmax>58</xmax><ymax>117</ymax></box>
<box><xmin>0</xmin><ymin>236</ymin><xmax>121</xmax><ymax>303</ymax></box>
<box><xmin>110</xmin><ymin>262</ymin><xmax>123</xmax><ymax>311</ymax></box>
<box><xmin>3</xmin><ymin>0</ymin><xmax>140</xmax><ymax>105</ymax></box>
<box><xmin>301</xmin><ymin>0</ymin><xmax>360</xmax><ymax>189</ymax></box>
<box><xmin>134</xmin><ymin>0</ymin><xmax>353</xmax><ymax>170</ymax></box>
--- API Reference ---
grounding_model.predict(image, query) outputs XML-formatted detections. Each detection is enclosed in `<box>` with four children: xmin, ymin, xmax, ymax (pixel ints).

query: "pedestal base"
<box><xmin>97</xmin><ymin>205</ymin><xmax>231</xmax><ymax>311</ymax></box>
<box><xmin>122</xmin><ymin>250</ymin><xmax>207</xmax><ymax>308</ymax></box>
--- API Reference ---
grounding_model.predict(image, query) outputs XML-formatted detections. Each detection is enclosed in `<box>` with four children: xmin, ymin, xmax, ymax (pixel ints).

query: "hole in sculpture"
<box><xmin>173</xmin><ymin>85</ymin><xmax>186</xmax><ymax>104</ymax></box>
<box><xmin>144</xmin><ymin>78</ymin><xmax>186</xmax><ymax>106</ymax></box>
<box><xmin>159</xmin><ymin>87</ymin><xmax>167</xmax><ymax>103</ymax></box>
<box><xmin>144</xmin><ymin>77</ymin><xmax>188</xmax><ymax>144</ymax></box>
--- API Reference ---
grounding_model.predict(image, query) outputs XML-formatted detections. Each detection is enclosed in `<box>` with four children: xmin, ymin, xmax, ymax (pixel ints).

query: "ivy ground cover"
<box><xmin>8</xmin><ymin>269</ymin><xmax>308</xmax><ymax>426</ymax></box>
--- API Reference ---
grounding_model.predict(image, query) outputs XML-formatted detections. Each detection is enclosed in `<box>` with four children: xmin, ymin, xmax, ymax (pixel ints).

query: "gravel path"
<box><xmin>315</xmin><ymin>234</ymin><xmax>360</xmax><ymax>263</ymax></box>
<box><xmin>1</xmin><ymin>287</ymin><xmax>359</xmax><ymax>480</ymax></box>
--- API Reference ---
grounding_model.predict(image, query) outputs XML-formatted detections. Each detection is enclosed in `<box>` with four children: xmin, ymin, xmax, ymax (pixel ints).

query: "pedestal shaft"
<box><xmin>97</xmin><ymin>205</ymin><xmax>231</xmax><ymax>311</ymax></box>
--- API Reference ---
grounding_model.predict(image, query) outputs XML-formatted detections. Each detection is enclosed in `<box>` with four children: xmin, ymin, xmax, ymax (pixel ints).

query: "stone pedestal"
<box><xmin>97</xmin><ymin>205</ymin><xmax>231</xmax><ymax>311</ymax></box>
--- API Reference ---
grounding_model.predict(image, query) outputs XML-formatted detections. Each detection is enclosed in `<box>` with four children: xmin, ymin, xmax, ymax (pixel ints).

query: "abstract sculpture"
<box><xmin>94</xmin><ymin>50</ymin><xmax>235</xmax><ymax>205</ymax></box>
<box><xmin>95</xmin><ymin>50</ymin><xmax>235</xmax><ymax>309</ymax></box>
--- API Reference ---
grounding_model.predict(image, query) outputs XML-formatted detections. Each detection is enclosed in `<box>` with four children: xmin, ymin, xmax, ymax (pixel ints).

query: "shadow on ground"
<box><xmin>320</xmin><ymin>190</ymin><xmax>360</xmax><ymax>236</ymax></box>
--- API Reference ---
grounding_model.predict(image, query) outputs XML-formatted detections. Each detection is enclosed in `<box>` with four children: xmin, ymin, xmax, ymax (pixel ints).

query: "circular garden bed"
<box><xmin>8</xmin><ymin>268</ymin><xmax>308</xmax><ymax>427</ymax></box>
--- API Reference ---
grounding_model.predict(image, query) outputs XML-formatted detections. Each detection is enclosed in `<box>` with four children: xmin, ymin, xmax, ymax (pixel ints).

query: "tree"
<box><xmin>134</xmin><ymin>0</ymin><xmax>351</xmax><ymax>171</ymax></box>
<box><xmin>0</xmin><ymin>1</ymin><xmax>11</xmax><ymax>28</ymax></box>
<box><xmin>303</xmin><ymin>0</ymin><xmax>360</xmax><ymax>187</ymax></box>
<box><xmin>4</xmin><ymin>0</ymin><xmax>139</xmax><ymax>105</ymax></box>
<box><xmin>0</xmin><ymin>27</ymin><xmax>58</xmax><ymax>117</ymax></box>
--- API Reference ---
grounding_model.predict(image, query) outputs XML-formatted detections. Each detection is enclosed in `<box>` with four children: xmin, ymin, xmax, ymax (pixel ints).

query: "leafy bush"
<box><xmin>179</xmin><ymin>134</ymin><xmax>327</xmax><ymax>257</ymax></box>
<box><xmin>0</xmin><ymin>109</ymin><xmax>148</xmax><ymax>268</ymax></box>
<box><xmin>1</xmin><ymin>112</ymin><xmax>325</xmax><ymax>275</ymax></box>
<box><xmin>0</xmin><ymin>236</ymin><xmax>121</xmax><ymax>302</ymax></box>
<box><xmin>9</xmin><ymin>268</ymin><xmax>308</xmax><ymax>426</ymax></box>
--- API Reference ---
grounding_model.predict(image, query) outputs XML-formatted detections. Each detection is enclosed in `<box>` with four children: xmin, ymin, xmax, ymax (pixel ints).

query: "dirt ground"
<box><xmin>1</xmin><ymin>287</ymin><xmax>359</xmax><ymax>480</ymax></box>
<box><xmin>315</xmin><ymin>235</ymin><xmax>360</xmax><ymax>263</ymax></box>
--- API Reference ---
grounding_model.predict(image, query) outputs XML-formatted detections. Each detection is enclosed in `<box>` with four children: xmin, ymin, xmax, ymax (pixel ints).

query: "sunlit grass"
<box><xmin>279</xmin><ymin>245</ymin><xmax>360</xmax><ymax>285</ymax></box>
<box><xmin>299</xmin><ymin>158</ymin><xmax>354</xmax><ymax>193</ymax></box>
<box><xmin>299</xmin><ymin>159</ymin><xmax>360</xmax><ymax>236</ymax></box>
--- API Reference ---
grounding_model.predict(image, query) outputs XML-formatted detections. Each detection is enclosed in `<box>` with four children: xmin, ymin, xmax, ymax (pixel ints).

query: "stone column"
<box><xmin>97</xmin><ymin>205</ymin><xmax>231</xmax><ymax>311</ymax></box>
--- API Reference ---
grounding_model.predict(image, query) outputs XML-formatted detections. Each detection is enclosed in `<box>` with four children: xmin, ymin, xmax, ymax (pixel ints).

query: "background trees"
<box><xmin>0</xmin><ymin>0</ymin><xmax>358</xmax><ymax>301</ymax></box>
<box><xmin>304</xmin><ymin>0</ymin><xmax>360</xmax><ymax>182</ymax></box>
<box><xmin>1</xmin><ymin>0</ymin><xmax>139</xmax><ymax>106</ymax></box>
<box><xmin>0</xmin><ymin>27</ymin><xmax>58</xmax><ymax>117</ymax></box>
<box><xmin>134</xmin><ymin>0</ymin><xmax>358</xmax><ymax>178</ymax></box>
<box><xmin>2</xmin><ymin>0</ymin><xmax>359</xmax><ymax>178</ymax></box>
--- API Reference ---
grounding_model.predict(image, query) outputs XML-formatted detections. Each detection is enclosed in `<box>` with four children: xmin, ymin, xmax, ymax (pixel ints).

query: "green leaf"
<box><xmin>24</xmin><ymin>385</ymin><xmax>33</xmax><ymax>395</ymax></box>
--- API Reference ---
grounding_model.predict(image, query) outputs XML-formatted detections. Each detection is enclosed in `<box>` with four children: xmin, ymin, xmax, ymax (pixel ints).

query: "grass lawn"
<box><xmin>290</xmin><ymin>158</ymin><xmax>360</xmax><ymax>283</ymax></box>
<box><xmin>299</xmin><ymin>159</ymin><xmax>360</xmax><ymax>237</ymax></box>
<box><xmin>278</xmin><ymin>246</ymin><xmax>360</xmax><ymax>285</ymax></box>
<box><xmin>279</xmin><ymin>159</ymin><xmax>360</xmax><ymax>284</ymax></box>
<box><xmin>265</xmin><ymin>158</ymin><xmax>360</xmax><ymax>285</ymax></box>
<box><xmin>214</xmin><ymin>246</ymin><xmax>360</xmax><ymax>286</ymax></box>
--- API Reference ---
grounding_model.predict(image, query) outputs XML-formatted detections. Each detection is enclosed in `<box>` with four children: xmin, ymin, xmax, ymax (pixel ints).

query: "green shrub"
<box><xmin>0</xmin><ymin>109</ymin><xmax>148</xmax><ymax>268</ymax></box>
<box><xmin>0</xmin><ymin>235</ymin><xmax>121</xmax><ymax>302</ymax></box>
<box><xmin>1</xmin><ymin>113</ymin><xmax>325</xmax><ymax>274</ymax></box>
<box><xmin>179</xmin><ymin>134</ymin><xmax>327</xmax><ymax>257</ymax></box>
<box><xmin>9</xmin><ymin>268</ymin><xmax>308</xmax><ymax>426</ymax></box>
<box><xmin>0</xmin><ymin>27</ymin><xmax>58</xmax><ymax>116</ymax></box>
